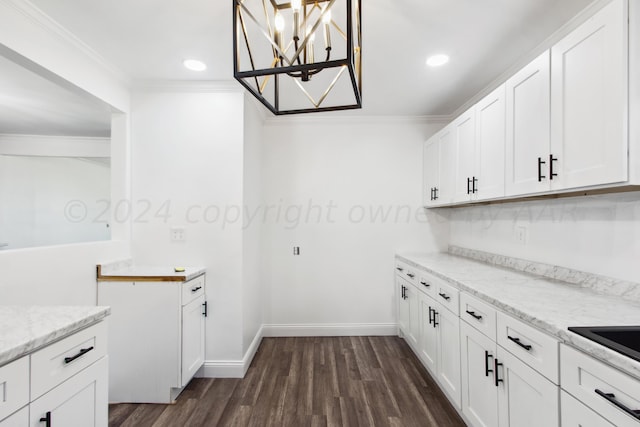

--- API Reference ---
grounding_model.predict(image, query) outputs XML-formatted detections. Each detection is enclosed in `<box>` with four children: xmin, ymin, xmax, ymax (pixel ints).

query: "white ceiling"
<box><xmin>26</xmin><ymin>0</ymin><xmax>594</xmax><ymax>117</ymax></box>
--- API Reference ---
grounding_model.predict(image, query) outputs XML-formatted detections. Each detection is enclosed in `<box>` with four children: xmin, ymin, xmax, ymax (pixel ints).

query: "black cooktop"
<box><xmin>568</xmin><ymin>326</ymin><xmax>640</xmax><ymax>362</ymax></box>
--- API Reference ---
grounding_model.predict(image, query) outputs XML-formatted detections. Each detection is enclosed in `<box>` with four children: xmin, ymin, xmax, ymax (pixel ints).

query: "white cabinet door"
<box><xmin>0</xmin><ymin>407</ymin><xmax>28</xmax><ymax>427</ymax></box>
<box><xmin>182</xmin><ymin>294</ymin><xmax>206</xmax><ymax>387</ymax></box>
<box><xmin>30</xmin><ymin>357</ymin><xmax>108</xmax><ymax>427</ymax></box>
<box><xmin>406</xmin><ymin>283</ymin><xmax>420</xmax><ymax>349</ymax></box>
<box><xmin>423</xmin><ymin>137</ymin><xmax>440</xmax><ymax>206</ymax></box>
<box><xmin>496</xmin><ymin>347</ymin><xmax>559</xmax><ymax>427</ymax></box>
<box><xmin>561</xmin><ymin>391</ymin><xmax>615</xmax><ymax>427</ymax></box>
<box><xmin>461</xmin><ymin>322</ymin><xmax>499</xmax><ymax>427</ymax></box>
<box><xmin>418</xmin><ymin>293</ymin><xmax>438</xmax><ymax>374</ymax></box>
<box><xmin>437</xmin><ymin>126</ymin><xmax>456</xmax><ymax>205</ymax></box>
<box><xmin>397</xmin><ymin>277</ymin><xmax>411</xmax><ymax>337</ymax></box>
<box><xmin>453</xmin><ymin>109</ymin><xmax>477</xmax><ymax>202</ymax></box>
<box><xmin>475</xmin><ymin>84</ymin><xmax>506</xmax><ymax>200</ymax></box>
<box><xmin>505</xmin><ymin>50</ymin><xmax>551</xmax><ymax>196</ymax></box>
<box><xmin>550</xmin><ymin>0</ymin><xmax>627</xmax><ymax>191</ymax></box>
<box><xmin>436</xmin><ymin>305</ymin><xmax>462</xmax><ymax>409</ymax></box>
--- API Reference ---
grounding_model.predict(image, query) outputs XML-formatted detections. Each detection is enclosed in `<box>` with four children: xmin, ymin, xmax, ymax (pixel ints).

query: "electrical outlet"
<box><xmin>515</xmin><ymin>225</ymin><xmax>528</xmax><ymax>245</ymax></box>
<box><xmin>170</xmin><ymin>226</ymin><xmax>186</xmax><ymax>242</ymax></box>
<box><xmin>293</xmin><ymin>246</ymin><xmax>300</xmax><ymax>255</ymax></box>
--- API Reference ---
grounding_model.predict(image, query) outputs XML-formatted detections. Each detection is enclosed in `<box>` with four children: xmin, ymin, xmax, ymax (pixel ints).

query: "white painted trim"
<box><xmin>263</xmin><ymin>114</ymin><xmax>453</xmax><ymax>127</ymax></box>
<box><xmin>262</xmin><ymin>323</ymin><xmax>397</xmax><ymax>337</ymax></box>
<box><xmin>133</xmin><ymin>80</ymin><xmax>242</xmax><ymax>93</ymax></box>
<box><xmin>199</xmin><ymin>325</ymin><xmax>264</xmax><ymax>378</ymax></box>
<box><xmin>0</xmin><ymin>134</ymin><xmax>110</xmax><ymax>157</ymax></box>
<box><xmin>1</xmin><ymin>0</ymin><xmax>129</xmax><ymax>85</ymax></box>
<box><xmin>198</xmin><ymin>323</ymin><xmax>398</xmax><ymax>378</ymax></box>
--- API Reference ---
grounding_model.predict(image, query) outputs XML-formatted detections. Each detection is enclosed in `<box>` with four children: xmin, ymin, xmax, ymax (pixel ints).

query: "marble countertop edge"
<box><xmin>0</xmin><ymin>306</ymin><xmax>110</xmax><ymax>367</ymax></box>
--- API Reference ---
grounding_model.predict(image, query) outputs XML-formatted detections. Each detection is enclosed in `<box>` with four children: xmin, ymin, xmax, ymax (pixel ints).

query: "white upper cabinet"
<box><xmin>475</xmin><ymin>84</ymin><xmax>506</xmax><ymax>200</ymax></box>
<box><xmin>505</xmin><ymin>50</ymin><xmax>551</xmax><ymax>196</ymax></box>
<box><xmin>453</xmin><ymin>109</ymin><xmax>477</xmax><ymax>203</ymax></box>
<box><xmin>423</xmin><ymin>137</ymin><xmax>440</xmax><ymax>206</ymax></box>
<box><xmin>550</xmin><ymin>0</ymin><xmax>627</xmax><ymax>190</ymax></box>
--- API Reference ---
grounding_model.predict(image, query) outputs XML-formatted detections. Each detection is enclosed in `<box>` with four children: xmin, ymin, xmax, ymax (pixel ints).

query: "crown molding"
<box><xmin>2</xmin><ymin>0</ymin><xmax>131</xmax><ymax>87</ymax></box>
<box><xmin>132</xmin><ymin>79</ymin><xmax>243</xmax><ymax>93</ymax></box>
<box><xmin>263</xmin><ymin>113</ymin><xmax>453</xmax><ymax>127</ymax></box>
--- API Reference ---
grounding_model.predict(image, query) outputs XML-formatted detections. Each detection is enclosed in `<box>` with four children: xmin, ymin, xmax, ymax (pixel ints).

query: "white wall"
<box><xmin>242</xmin><ymin>98</ymin><xmax>264</xmax><ymax>354</ymax></box>
<box><xmin>449</xmin><ymin>192</ymin><xmax>640</xmax><ymax>282</ymax></box>
<box><xmin>0</xmin><ymin>155</ymin><xmax>110</xmax><ymax>249</ymax></box>
<box><xmin>130</xmin><ymin>87</ymin><xmax>246</xmax><ymax>361</ymax></box>
<box><xmin>0</xmin><ymin>0</ymin><xmax>131</xmax><ymax>305</ymax></box>
<box><xmin>260</xmin><ymin>117</ymin><xmax>449</xmax><ymax>334</ymax></box>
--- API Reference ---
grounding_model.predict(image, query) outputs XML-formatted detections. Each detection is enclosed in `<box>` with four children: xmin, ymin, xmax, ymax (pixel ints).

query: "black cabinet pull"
<box><xmin>434</xmin><ymin>187</ymin><xmax>439</xmax><ymax>200</ymax></box>
<box><xmin>537</xmin><ymin>157</ymin><xmax>546</xmax><ymax>182</ymax></box>
<box><xmin>438</xmin><ymin>292</ymin><xmax>450</xmax><ymax>301</ymax></box>
<box><xmin>595</xmin><ymin>389</ymin><xmax>640</xmax><ymax>420</ymax></box>
<box><xmin>64</xmin><ymin>346</ymin><xmax>94</xmax><ymax>364</ymax></box>
<box><xmin>485</xmin><ymin>351</ymin><xmax>493</xmax><ymax>377</ymax></box>
<box><xmin>396</xmin><ymin>267</ymin><xmax>404</xmax><ymax>272</ymax></box>
<box><xmin>432</xmin><ymin>310</ymin><xmax>439</xmax><ymax>328</ymax></box>
<box><xmin>472</xmin><ymin>177</ymin><xmax>478</xmax><ymax>194</ymax></box>
<box><xmin>202</xmin><ymin>301</ymin><xmax>208</xmax><ymax>317</ymax></box>
<box><xmin>466</xmin><ymin>310</ymin><xmax>482</xmax><ymax>320</ymax></box>
<box><xmin>428</xmin><ymin>306</ymin><xmax>434</xmax><ymax>325</ymax></box>
<box><xmin>549</xmin><ymin>154</ymin><xmax>558</xmax><ymax>180</ymax></box>
<box><xmin>400</xmin><ymin>285</ymin><xmax>405</xmax><ymax>300</ymax></box>
<box><xmin>467</xmin><ymin>177</ymin><xmax>472</xmax><ymax>194</ymax></box>
<box><xmin>407</xmin><ymin>273</ymin><xmax>415</xmax><ymax>278</ymax></box>
<box><xmin>431</xmin><ymin>187</ymin><xmax>436</xmax><ymax>201</ymax></box>
<box><xmin>494</xmin><ymin>359</ymin><xmax>503</xmax><ymax>387</ymax></box>
<box><xmin>39</xmin><ymin>411</ymin><xmax>51</xmax><ymax>426</ymax></box>
<box><xmin>191</xmin><ymin>286</ymin><xmax>202</xmax><ymax>293</ymax></box>
<box><xmin>507</xmin><ymin>335</ymin><xmax>532</xmax><ymax>351</ymax></box>
<box><xmin>420</xmin><ymin>281</ymin><xmax>430</xmax><ymax>288</ymax></box>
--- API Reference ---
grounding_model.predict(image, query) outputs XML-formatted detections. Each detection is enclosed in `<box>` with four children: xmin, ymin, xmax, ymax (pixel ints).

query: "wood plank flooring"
<box><xmin>109</xmin><ymin>336</ymin><xmax>466</xmax><ymax>427</ymax></box>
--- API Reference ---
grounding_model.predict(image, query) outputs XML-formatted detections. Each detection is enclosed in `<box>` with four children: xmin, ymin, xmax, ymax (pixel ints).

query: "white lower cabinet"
<box><xmin>0</xmin><ymin>407</ymin><xmax>28</xmax><ymax>427</ymax></box>
<box><xmin>30</xmin><ymin>356</ymin><xmax>108</xmax><ymax>427</ymax></box>
<box><xmin>397</xmin><ymin>276</ymin><xmax>419</xmax><ymax>349</ymax></box>
<box><xmin>417</xmin><ymin>289</ymin><xmax>461</xmax><ymax>409</ymax></box>
<box><xmin>99</xmin><ymin>274</ymin><xmax>207</xmax><ymax>403</ymax></box>
<box><xmin>461</xmin><ymin>321</ymin><xmax>499</xmax><ymax>427</ymax></box>
<box><xmin>561</xmin><ymin>391</ymin><xmax>615</xmax><ymax>427</ymax></box>
<box><xmin>561</xmin><ymin>344</ymin><xmax>640</xmax><ymax>427</ymax></box>
<box><xmin>496</xmin><ymin>345</ymin><xmax>559</xmax><ymax>427</ymax></box>
<box><xmin>0</xmin><ymin>321</ymin><xmax>108</xmax><ymax>427</ymax></box>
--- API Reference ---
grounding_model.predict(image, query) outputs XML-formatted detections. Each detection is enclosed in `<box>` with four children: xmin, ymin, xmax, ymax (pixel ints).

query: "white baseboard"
<box><xmin>199</xmin><ymin>324</ymin><xmax>264</xmax><ymax>378</ymax></box>
<box><xmin>198</xmin><ymin>323</ymin><xmax>397</xmax><ymax>378</ymax></box>
<box><xmin>262</xmin><ymin>323</ymin><xmax>397</xmax><ymax>337</ymax></box>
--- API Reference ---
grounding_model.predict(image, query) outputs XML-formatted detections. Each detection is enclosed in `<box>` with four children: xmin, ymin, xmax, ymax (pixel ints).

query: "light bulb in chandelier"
<box><xmin>274</xmin><ymin>12</ymin><xmax>285</xmax><ymax>32</ymax></box>
<box><xmin>291</xmin><ymin>0</ymin><xmax>302</xmax><ymax>11</ymax></box>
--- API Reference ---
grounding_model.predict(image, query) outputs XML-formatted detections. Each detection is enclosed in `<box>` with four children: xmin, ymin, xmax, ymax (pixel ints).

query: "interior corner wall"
<box><xmin>130</xmin><ymin>89</ymin><xmax>246</xmax><ymax>361</ymax></box>
<box><xmin>0</xmin><ymin>0</ymin><xmax>131</xmax><ymax>305</ymax></box>
<box><xmin>449</xmin><ymin>192</ymin><xmax>640</xmax><ymax>283</ymax></box>
<box><xmin>241</xmin><ymin>98</ymin><xmax>264</xmax><ymax>355</ymax></box>
<box><xmin>260</xmin><ymin>118</ymin><xmax>449</xmax><ymax>332</ymax></box>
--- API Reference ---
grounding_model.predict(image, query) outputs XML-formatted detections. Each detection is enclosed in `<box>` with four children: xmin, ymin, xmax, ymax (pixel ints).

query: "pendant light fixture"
<box><xmin>233</xmin><ymin>0</ymin><xmax>362</xmax><ymax>115</ymax></box>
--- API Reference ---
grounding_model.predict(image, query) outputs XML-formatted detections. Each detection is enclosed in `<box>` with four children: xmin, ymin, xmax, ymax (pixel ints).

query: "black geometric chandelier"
<box><xmin>233</xmin><ymin>0</ymin><xmax>362</xmax><ymax>115</ymax></box>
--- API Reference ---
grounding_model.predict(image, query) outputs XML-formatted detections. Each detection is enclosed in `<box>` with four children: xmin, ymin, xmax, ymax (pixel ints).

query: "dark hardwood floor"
<box><xmin>109</xmin><ymin>336</ymin><xmax>466</xmax><ymax>427</ymax></box>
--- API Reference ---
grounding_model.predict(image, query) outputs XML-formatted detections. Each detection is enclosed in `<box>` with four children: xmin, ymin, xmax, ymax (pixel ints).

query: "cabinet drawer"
<box><xmin>182</xmin><ymin>274</ymin><xmax>205</xmax><ymax>306</ymax></box>
<box><xmin>561</xmin><ymin>390</ymin><xmax>615</xmax><ymax>427</ymax></box>
<box><xmin>0</xmin><ymin>356</ymin><xmax>29</xmax><ymax>422</ymax></box>
<box><xmin>31</xmin><ymin>321</ymin><xmax>107</xmax><ymax>400</ymax></box>
<box><xmin>416</xmin><ymin>270</ymin><xmax>444</xmax><ymax>299</ymax></box>
<box><xmin>395</xmin><ymin>261</ymin><xmax>418</xmax><ymax>286</ymax></box>
<box><xmin>561</xmin><ymin>344</ymin><xmax>640</xmax><ymax>427</ymax></box>
<box><xmin>433</xmin><ymin>280</ymin><xmax>459</xmax><ymax>316</ymax></box>
<box><xmin>460</xmin><ymin>292</ymin><xmax>497</xmax><ymax>341</ymax></box>
<box><xmin>497</xmin><ymin>312</ymin><xmax>558</xmax><ymax>383</ymax></box>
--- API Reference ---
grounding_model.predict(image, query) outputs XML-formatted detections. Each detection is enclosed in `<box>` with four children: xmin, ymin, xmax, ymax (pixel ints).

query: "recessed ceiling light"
<box><xmin>183</xmin><ymin>59</ymin><xmax>207</xmax><ymax>71</ymax></box>
<box><xmin>426</xmin><ymin>54</ymin><xmax>450</xmax><ymax>67</ymax></box>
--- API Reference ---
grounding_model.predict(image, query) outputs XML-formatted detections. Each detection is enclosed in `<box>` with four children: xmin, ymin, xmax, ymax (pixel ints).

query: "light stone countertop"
<box><xmin>97</xmin><ymin>259</ymin><xmax>205</xmax><ymax>282</ymax></box>
<box><xmin>397</xmin><ymin>252</ymin><xmax>640</xmax><ymax>381</ymax></box>
<box><xmin>0</xmin><ymin>306</ymin><xmax>110</xmax><ymax>366</ymax></box>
